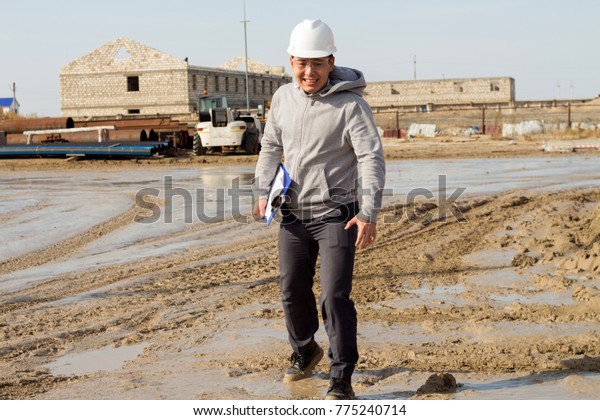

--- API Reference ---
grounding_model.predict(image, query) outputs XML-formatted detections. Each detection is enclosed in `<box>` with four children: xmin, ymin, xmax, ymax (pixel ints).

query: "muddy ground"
<box><xmin>1</xmin><ymin>136</ymin><xmax>599</xmax><ymax>400</ymax></box>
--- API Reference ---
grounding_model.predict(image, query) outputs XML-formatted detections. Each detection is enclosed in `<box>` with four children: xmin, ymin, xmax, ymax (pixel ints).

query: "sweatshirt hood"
<box><xmin>320</xmin><ymin>66</ymin><xmax>367</xmax><ymax>97</ymax></box>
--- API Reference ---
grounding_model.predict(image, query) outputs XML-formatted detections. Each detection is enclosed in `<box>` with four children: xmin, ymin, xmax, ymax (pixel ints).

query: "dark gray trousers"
<box><xmin>278</xmin><ymin>212</ymin><xmax>358</xmax><ymax>379</ymax></box>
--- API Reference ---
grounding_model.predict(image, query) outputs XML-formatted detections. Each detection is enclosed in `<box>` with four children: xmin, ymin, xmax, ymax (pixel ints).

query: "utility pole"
<box><xmin>8</xmin><ymin>82</ymin><xmax>17</xmax><ymax>111</ymax></box>
<box><xmin>481</xmin><ymin>105</ymin><xmax>486</xmax><ymax>135</ymax></box>
<box><xmin>570</xmin><ymin>81</ymin><xmax>574</xmax><ymax>99</ymax></box>
<box><xmin>556</xmin><ymin>81</ymin><xmax>560</xmax><ymax>100</ymax></box>
<box><xmin>413</xmin><ymin>55</ymin><xmax>417</xmax><ymax>80</ymax></box>
<box><xmin>11</xmin><ymin>82</ymin><xmax>17</xmax><ymax>114</ymax></box>
<box><xmin>241</xmin><ymin>0</ymin><xmax>250</xmax><ymax>113</ymax></box>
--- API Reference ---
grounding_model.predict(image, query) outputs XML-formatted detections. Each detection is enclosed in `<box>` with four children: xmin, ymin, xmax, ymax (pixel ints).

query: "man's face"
<box><xmin>290</xmin><ymin>56</ymin><xmax>335</xmax><ymax>95</ymax></box>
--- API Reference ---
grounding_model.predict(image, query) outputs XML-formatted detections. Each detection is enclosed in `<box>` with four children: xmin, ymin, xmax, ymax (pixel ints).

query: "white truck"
<box><xmin>193</xmin><ymin>96</ymin><xmax>262</xmax><ymax>155</ymax></box>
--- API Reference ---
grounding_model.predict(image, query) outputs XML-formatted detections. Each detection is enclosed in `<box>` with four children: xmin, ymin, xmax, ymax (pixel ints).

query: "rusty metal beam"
<box><xmin>0</xmin><ymin>117</ymin><xmax>74</xmax><ymax>134</ymax></box>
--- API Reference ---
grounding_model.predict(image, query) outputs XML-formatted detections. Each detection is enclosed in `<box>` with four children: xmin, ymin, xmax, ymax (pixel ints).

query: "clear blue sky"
<box><xmin>2</xmin><ymin>0</ymin><xmax>599</xmax><ymax>116</ymax></box>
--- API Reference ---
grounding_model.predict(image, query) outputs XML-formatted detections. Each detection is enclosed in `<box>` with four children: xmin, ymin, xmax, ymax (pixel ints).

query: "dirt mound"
<box><xmin>416</xmin><ymin>373</ymin><xmax>459</xmax><ymax>395</ymax></box>
<box><xmin>554</xmin><ymin>204</ymin><xmax>600</xmax><ymax>274</ymax></box>
<box><xmin>579</xmin><ymin>204</ymin><xmax>600</xmax><ymax>246</ymax></box>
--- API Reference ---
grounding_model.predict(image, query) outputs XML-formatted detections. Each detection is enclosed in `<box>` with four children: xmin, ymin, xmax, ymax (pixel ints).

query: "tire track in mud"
<box><xmin>0</xmin><ymin>189</ymin><xmax>278</xmax><ymax>313</ymax></box>
<box><xmin>365</xmin><ymin>187</ymin><xmax>597</xmax><ymax>290</ymax></box>
<box><xmin>348</xmin><ymin>187</ymin><xmax>600</xmax><ymax>376</ymax></box>
<box><xmin>0</xmin><ymin>227</ymin><xmax>278</xmax><ymax>315</ymax></box>
<box><xmin>0</xmin><ymin>203</ymin><xmax>52</xmax><ymax>225</ymax></box>
<box><xmin>348</xmin><ymin>191</ymin><xmax>536</xmax><ymax>302</ymax></box>
<box><xmin>3</xmin><ymin>187</ymin><xmax>600</xmax><ymax>399</ymax></box>
<box><xmin>0</xmin><ymin>204</ymin><xmax>141</xmax><ymax>276</ymax></box>
<box><xmin>356</xmin><ymin>188</ymin><xmax>599</xmax><ymax>283</ymax></box>
<box><xmin>0</xmin><ymin>278</ymin><xmax>278</xmax><ymax>398</ymax></box>
<box><xmin>0</xmin><ymin>243</ymin><xmax>282</xmax><ymax>398</ymax></box>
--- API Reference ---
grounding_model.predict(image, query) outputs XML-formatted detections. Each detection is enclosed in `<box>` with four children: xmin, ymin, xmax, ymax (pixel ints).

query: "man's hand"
<box><xmin>345</xmin><ymin>216</ymin><xmax>377</xmax><ymax>249</ymax></box>
<box><xmin>253</xmin><ymin>198</ymin><xmax>268</xmax><ymax>219</ymax></box>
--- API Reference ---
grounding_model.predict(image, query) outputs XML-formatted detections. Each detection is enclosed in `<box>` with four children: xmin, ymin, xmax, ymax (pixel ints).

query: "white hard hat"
<box><xmin>287</xmin><ymin>19</ymin><xmax>337</xmax><ymax>58</ymax></box>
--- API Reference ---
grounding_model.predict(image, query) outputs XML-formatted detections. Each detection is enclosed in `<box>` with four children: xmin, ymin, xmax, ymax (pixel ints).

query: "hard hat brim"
<box><xmin>287</xmin><ymin>46</ymin><xmax>337</xmax><ymax>58</ymax></box>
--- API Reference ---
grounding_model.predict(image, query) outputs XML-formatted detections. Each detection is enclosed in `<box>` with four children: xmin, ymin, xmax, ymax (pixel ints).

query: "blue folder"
<box><xmin>265</xmin><ymin>163</ymin><xmax>292</xmax><ymax>226</ymax></box>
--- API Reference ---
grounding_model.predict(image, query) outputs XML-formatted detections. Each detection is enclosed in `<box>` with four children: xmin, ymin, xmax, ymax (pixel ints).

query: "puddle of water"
<box><xmin>463</xmin><ymin>248</ymin><xmax>518</xmax><ymax>269</ymax></box>
<box><xmin>490</xmin><ymin>290</ymin><xmax>575</xmax><ymax>305</ymax></box>
<box><xmin>384</xmin><ymin>156</ymin><xmax>600</xmax><ymax>202</ymax></box>
<box><xmin>355</xmin><ymin>370</ymin><xmax>600</xmax><ymax>400</ymax></box>
<box><xmin>457</xmin><ymin>372</ymin><xmax>600</xmax><ymax>400</ymax></box>
<box><xmin>0</xmin><ymin>221</ymin><xmax>272</xmax><ymax>295</ymax></box>
<box><xmin>45</xmin><ymin>343</ymin><xmax>148</xmax><ymax>376</ymax></box>
<box><xmin>408</xmin><ymin>284</ymin><xmax>466</xmax><ymax>296</ymax></box>
<box><xmin>390</xmin><ymin>284</ymin><xmax>468</xmax><ymax>308</ymax></box>
<box><xmin>360</xmin><ymin>320</ymin><xmax>598</xmax><ymax>348</ymax></box>
<box><xmin>0</xmin><ymin>191</ymin><xmax>131</xmax><ymax>262</ymax></box>
<box><xmin>464</xmin><ymin>264</ymin><xmax>579</xmax><ymax>306</ymax></box>
<box><xmin>467</xmin><ymin>268</ymin><xmax>528</xmax><ymax>288</ymax></box>
<box><xmin>2</xmin><ymin>156</ymin><xmax>600</xmax><ymax>293</ymax></box>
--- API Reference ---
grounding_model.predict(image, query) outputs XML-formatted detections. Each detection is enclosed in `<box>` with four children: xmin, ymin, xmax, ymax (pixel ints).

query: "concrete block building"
<box><xmin>364</xmin><ymin>76</ymin><xmax>515</xmax><ymax>110</ymax></box>
<box><xmin>60</xmin><ymin>38</ymin><xmax>291</xmax><ymax>118</ymax></box>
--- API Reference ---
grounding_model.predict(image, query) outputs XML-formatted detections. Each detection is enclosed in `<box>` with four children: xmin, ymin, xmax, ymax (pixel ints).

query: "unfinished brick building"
<box><xmin>59</xmin><ymin>38</ymin><xmax>290</xmax><ymax>118</ymax></box>
<box><xmin>364</xmin><ymin>76</ymin><xmax>515</xmax><ymax>111</ymax></box>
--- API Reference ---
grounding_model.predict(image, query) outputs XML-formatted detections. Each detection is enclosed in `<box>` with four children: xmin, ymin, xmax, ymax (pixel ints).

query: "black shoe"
<box><xmin>283</xmin><ymin>343</ymin><xmax>324</xmax><ymax>383</ymax></box>
<box><xmin>325</xmin><ymin>378</ymin><xmax>355</xmax><ymax>400</ymax></box>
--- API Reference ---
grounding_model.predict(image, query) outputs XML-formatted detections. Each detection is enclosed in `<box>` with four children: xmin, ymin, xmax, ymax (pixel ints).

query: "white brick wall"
<box><xmin>365</xmin><ymin>77</ymin><xmax>515</xmax><ymax>108</ymax></box>
<box><xmin>60</xmin><ymin>38</ymin><xmax>291</xmax><ymax>117</ymax></box>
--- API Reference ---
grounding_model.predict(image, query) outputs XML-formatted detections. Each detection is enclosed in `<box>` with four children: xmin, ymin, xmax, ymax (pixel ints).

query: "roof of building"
<box><xmin>61</xmin><ymin>37</ymin><xmax>288</xmax><ymax>77</ymax></box>
<box><xmin>60</xmin><ymin>37</ymin><xmax>187</xmax><ymax>75</ymax></box>
<box><xmin>0</xmin><ymin>98</ymin><xmax>15</xmax><ymax>107</ymax></box>
<box><xmin>220</xmin><ymin>57</ymin><xmax>287</xmax><ymax>76</ymax></box>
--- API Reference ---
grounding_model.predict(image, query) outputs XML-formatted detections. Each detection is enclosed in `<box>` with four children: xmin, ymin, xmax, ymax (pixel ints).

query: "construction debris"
<box><xmin>542</xmin><ymin>139</ymin><xmax>600</xmax><ymax>152</ymax></box>
<box><xmin>408</xmin><ymin>123</ymin><xmax>436</xmax><ymax>138</ymax></box>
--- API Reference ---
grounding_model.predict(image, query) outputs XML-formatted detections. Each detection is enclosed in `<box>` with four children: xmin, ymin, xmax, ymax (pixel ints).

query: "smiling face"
<box><xmin>290</xmin><ymin>55</ymin><xmax>335</xmax><ymax>95</ymax></box>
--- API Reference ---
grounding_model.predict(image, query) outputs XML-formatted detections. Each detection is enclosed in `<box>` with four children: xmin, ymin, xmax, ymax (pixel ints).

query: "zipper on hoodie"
<box><xmin>294</xmin><ymin>94</ymin><xmax>311</xmax><ymax>179</ymax></box>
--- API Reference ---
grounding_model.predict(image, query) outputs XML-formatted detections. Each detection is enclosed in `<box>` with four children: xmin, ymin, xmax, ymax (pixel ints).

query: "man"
<box><xmin>253</xmin><ymin>19</ymin><xmax>385</xmax><ymax>400</ymax></box>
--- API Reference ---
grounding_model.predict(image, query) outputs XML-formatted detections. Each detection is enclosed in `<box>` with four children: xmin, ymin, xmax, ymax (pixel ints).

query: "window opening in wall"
<box><xmin>491</xmin><ymin>82</ymin><xmax>500</xmax><ymax>91</ymax></box>
<box><xmin>192</xmin><ymin>75</ymin><xmax>197</xmax><ymax>90</ymax></box>
<box><xmin>261</xmin><ymin>80</ymin><xmax>265</xmax><ymax>94</ymax></box>
<box><xmin>454</xmin><ymin>83</ymin><xmax>464</xmax><ymax>93</ymax></box>
<box><xmin>114</xmin><ymin>47</ymin><xmax>131</xmax><ymax>61</ymax></box>
<box><xmin>225</xmin><ymin>77</ymin><xmax>229</xmax><ymax>92</ymax></box>
<box><xmin>215</xmin><ymin>75</ymin><xmax>220</xmax><ymax>91</ymax></box>
<box><xmin>235</xmin><ymin>78</ymin><xmax>239</xmax><ymax>92</ymax></box>
<box><xmin>127</xmin><ymin>76</ymin><xmax>140</xmax><ymax>92</ymax></box>
<box><xmin>128</xmin><ymin>109</ymin><xmax>140</xmax><ymax>114</ymax></box>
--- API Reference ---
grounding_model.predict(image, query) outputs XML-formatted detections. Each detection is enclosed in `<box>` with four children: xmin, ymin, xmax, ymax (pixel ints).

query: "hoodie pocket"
<box><xmin>296</xmin><ymin>164</ymin><xmax>331</xmax><ymax>207</ymax></box>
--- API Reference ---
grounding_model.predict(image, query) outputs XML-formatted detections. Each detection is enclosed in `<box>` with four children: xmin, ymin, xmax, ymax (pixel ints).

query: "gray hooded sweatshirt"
<box><xmin>254</xmin><ymin>66</ymin><xmax>386</xmax><ymax>223</ymax></box>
